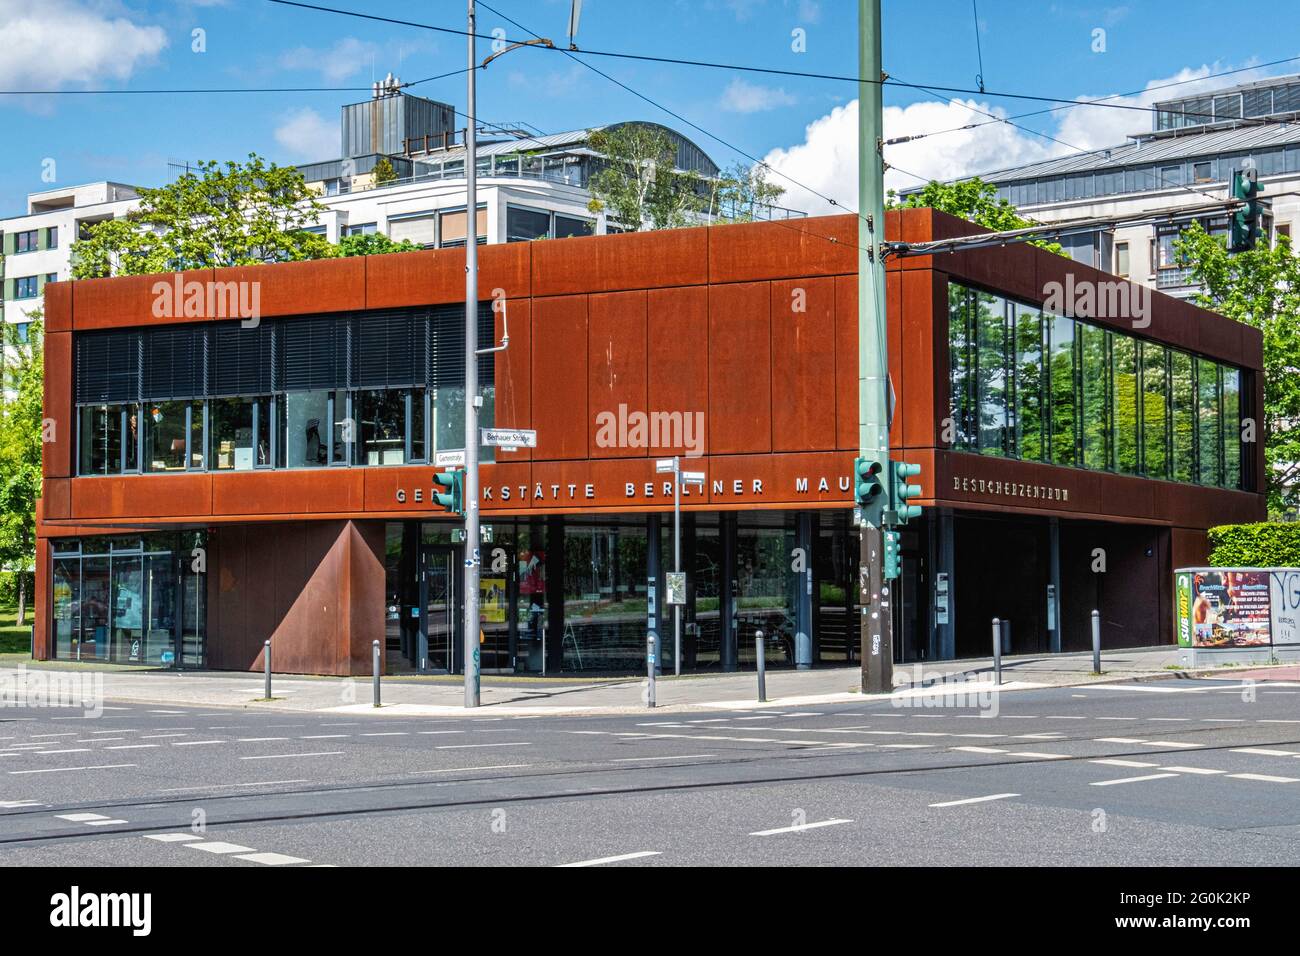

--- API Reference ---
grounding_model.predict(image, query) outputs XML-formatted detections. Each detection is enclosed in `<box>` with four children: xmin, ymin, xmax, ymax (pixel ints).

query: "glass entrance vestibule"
<box><xmin>50</xmin><ymin>532</ymin><xmax>207</xmax><ymax>667</ymax></box>
<box><xmin>382</xmin><ymin>510</ymin><xmax>871</xmax><ymax>676</ymax></box>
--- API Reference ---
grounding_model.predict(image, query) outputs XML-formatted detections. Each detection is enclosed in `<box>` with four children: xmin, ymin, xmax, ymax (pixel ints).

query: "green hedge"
<box><xmin>1207</xmin><ymin>523</ymin><xmax>1300</xmax><ymax>567</ymax></box>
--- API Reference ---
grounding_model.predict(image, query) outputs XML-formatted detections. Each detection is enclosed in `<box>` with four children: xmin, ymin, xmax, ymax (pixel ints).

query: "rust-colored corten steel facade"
<box><xmin>34</xmin><ymin>210</ymin><xmax>1266</xmax><ymax>675</ymax></box>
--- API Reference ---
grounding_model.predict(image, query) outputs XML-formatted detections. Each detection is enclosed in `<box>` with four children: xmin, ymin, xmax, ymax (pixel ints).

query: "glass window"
<box><xmin>562</xmin><ymin>519</ymin><xmax>650</xmax><ymax>671</ymax></box>
<box><xmin>554</xmin><ymin>215</ymin><xmax>594</xmax><ymax>238</ymax></box>
<box><xmin>948</xmin><ymin>285</ymin><xmax>974</xmax><ymax>449</ymax></box>
<box><xmin>1012</xmin><ymin>303</ymin><xmax>1045</xmax><ymax>461</ymax></box>
<box><xmin>975</xmin><ymin>292</ymin><xmax>1009</xmax><ymax>455</ymax></box>
<box><xmin>505</xmin><ymin>205</ymin><xmax>550</xmax><ymax>242</ymax></box>
<box><xmin>1222</xmin><ymin>368</ymin><xmax>1241</xmax><ymax>489</ymax></box>
<box><xmin>431</xmin><ymin>387</ymin><xmax>465</xmax><ymax>457</ymax></box>
<box><xmin>1112</xmin><ymin>334</ymin><xmax>1139</xmax><ymax>475</ymax></box>
<box><xmin>1115</xmin><ymin>242</ymin><xmax>1130</xmax><ymax>276</ymax></box>
<box><xmin>209</xmin><ymin>396</ymin><xmax>270</xmax><ymax>470</ymax></box>
<box><xmin>1170</xmin><ymin>350</ymin><xmax>1195</xmax><ymax>482</ymax></box>
<box><xmin>439</xmin><ymin>206</ymin><xmax>488</xmax><ymax>247</ymax></box>
<box><xmin>143</xmin><ymin>401</ymin><xmax>190</xmax><ymax>473</ymax></box>
<box><xmin>410</xmin><ymin>388</ymin><xmax>426</xmax><ymax>462</ymax></box>
<box><xmin>279</xmin><ymin>390</ymin><xmax>342</xmax><ymax>468</ymax></box>
<box><xmin>1049</xmin><ymin>315</ymin><xmax>1078</xmax><ymax>467</ymax></box>
<box><xmin>46</xmin><ymin>226</ymin><xmax>58</xmax><ymax>249</ymax></box>
<box><xmin>344</xmin><ymin>222</ymin><xmax>377</xmax><ymax>236</ymax></box>
<box><xmin>357</xmin><ymin>389</ymin><xmax>409</xmax><ymax>466</ymax></box>
<box><xmin>52</xmin><ymin>558</ymin><xmax>78</xmax><ymax>660</ymax></box>
<box><xmin>1197</xmin><ymin>358</ymin><xmax>1222</xmax><ymax>486</ymax></box>
<box><xmin>14</xmin><ymin>230</ymin><xmax>37</xmax><ymax>253</ymax></box>
<box><xmin>1080</xmin><ymin>325</ymin><xmax>1110</xmax><ymax>470</ymax></box>
<box><xmin>78</xmin><ymin>403</ymin><xmax>140</xmax><ymax>475</ymax></box>
<box><xmin>15</xmin><ymin>276</ymin><xmax>38</xmax><ymax>298</ymax></box>
<box><xmin>1141</xmin><ymin>343</ymin><xmax>1169</xmax><ymax>479</ymax></box>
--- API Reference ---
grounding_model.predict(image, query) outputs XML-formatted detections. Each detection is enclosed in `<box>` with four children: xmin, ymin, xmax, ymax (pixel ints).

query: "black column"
<box><xmin>684</xmin><ymin>512</ymin><xmax>698</xmax><ymax>669</ymax></box>
<box><xmin>546</xmin><ymin>516</ymin><xmax>565</xmax><ymax>673</ymax></box>
<box><xmin>795</xmin><ymin>512</ymin><xmax>813</xmax><ymax>668</ymax></box>
<box><xmin>721</xmin><ymin>512</ymin><xmax>737</xmax><ymax>672</ymax></box>
<box><xmin>646</xmin><ymin>513</ymin><xmax>662</xmax><ymax>674</ymax></box>
<box><xmin>936</xmin><ymin>509</ymin><xmax>956</xmax><ymax>660</ymax></box>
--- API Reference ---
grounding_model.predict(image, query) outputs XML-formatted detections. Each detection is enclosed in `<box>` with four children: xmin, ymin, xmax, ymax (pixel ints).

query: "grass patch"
<box><xmin>0</xmin><ymin>603</ymin><xmax>33</xmax><ymax>655</ymax></box>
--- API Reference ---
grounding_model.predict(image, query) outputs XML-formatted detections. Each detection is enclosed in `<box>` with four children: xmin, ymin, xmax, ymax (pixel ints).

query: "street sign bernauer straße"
<box><xmin>481</xmin><ymin>428</ymin><xmax>538</xmax><ymax>450</ymax></box>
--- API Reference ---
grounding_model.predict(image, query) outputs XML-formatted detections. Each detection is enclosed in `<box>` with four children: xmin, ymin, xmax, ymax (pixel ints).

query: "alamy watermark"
<box><xmin>594</xmin><ymin>403</ymin><xmax>705</xmax><ymax>457</ymax></box>
<box><xmin>891</xmin><ymin>665</ymin><xmax>999</xmax><ymax>717</ymax></box>
<box><xmin>0</xmin><ymin>666</ymin><xmax>103</xmax><ymax>717</ymax></box>
<box><xmin>1043</xmin><ymin>272</ymin><xmax>1150</xmax><ymax>329</ymax></box>
<box><xmin>151</xmin><ymin>275</ymin><xmax>261</xmax><ymax>328</ymax></box>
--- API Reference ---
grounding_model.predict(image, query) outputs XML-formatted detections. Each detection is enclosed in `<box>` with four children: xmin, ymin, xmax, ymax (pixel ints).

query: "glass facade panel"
<box><xmin>280</xmin><ymin>390</ymin><xmax>336</xmax><ymax>468</ymax></box>
<box><xmin>735</xmin><ymin>514</ymin><xmax>797</xmax><ymax>667</ymax></box>
<box><xmin>1171</xmin><ymin>350</ymin><xmax>1196</xmax><ymax>482</ymax></box>
<box><xmin>1049</xmin><ymin>315</ymin><xmax>1077</xmax><ymax>467</ymax></box>
<box><xmin>562</xmin><ymin>519</ymin><xmax>648</xmax><ymax>671</ymax></box>
<box><xmin>143</xmin><ymin>401</ymin><xmax>190</xmax><ymax>473</ymax></box>
<box><xmin>357</xmin><ymin>389</ymin><xmax>408</xmax><ymax>466</ymax></box>
<box><xmin>1013</xmin><ymin>303</ymin><xmax>1045</xmax><ymax>461</ymax></box>
<box><xmin>78</xmin><ymin>403</ymin><xmax>139</xmax><ymax>475</ymax></box>
<box><xmin>975</xmin><ymin>292</ymin><xmax>1009</xmax><ymax>455</ymax></box>
<box><xmin>1141</xmin><ymin>343</ymin><xmax>1169</xmax><ymax>479</ymax></box>
<box><xmin>1113</xmin><ymin>334</ymin><xmax>1139</xmax><ymax>475</ymax></box>
<box><xmin>948</xmin><ymin>284</ymin><xmax>974</xmax><ymax>449</ymax></box>
<box><xmin>1222</xmin><ymin>368</ymin><xmax>1241</xmax><ymax>489</ymax></box>
<box><xmin>209</xmin><ymin>396</ymin><xmax>270</xmax><ymax>470</ymax></box>
<box><xmin>1197</xmin><ymin>358</ymin><xmax>1222</xmax><ymax>486</ymax></box>
<box><xmin>49</xmin><ymin>534</ymin><xmax>205</xmax><ymax>667</ymax></box>
<box><xmin>1080</xmin><ymin>325</ymin><xmax>1110</xmax><ymax>470</ymax></box>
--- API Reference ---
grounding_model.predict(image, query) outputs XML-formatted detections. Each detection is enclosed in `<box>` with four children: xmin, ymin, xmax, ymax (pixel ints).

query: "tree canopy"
<box><xmin>887</xmin><ymin>177</ymin><xmax>1063</xmax><ymax>254</ymax></box>
<box><xmin>1176</xmin><ymin>223</ymin><xmax>1300</xmax><ymax>515</ymax></box>
<box><xmin>0</xmin><ymin>315</ymin><xmax>43</xmax><ymax>625</ymax></box>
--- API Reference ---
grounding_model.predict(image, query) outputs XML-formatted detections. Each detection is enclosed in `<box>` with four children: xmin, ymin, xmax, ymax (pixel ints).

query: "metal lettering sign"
<box><xmin>666</xmin><ymin>572</ymin><xmax>686</xmax><ymax>606</ymax></box>
<box><xmin>481</xmin><ymin>428</ymin><xmax>537</xmax><ymax>448</ymax></box>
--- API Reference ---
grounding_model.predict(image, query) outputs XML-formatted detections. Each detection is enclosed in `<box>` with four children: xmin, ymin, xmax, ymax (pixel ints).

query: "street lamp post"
<box><xmin>657</xmin><ymin>456</ymin><xmax>704</xmax><ymax>676</ymax></box>
<box><xmin>463</xmin><ymin>0</ymin><xmax>481</xmax><ymax>708</ymax></box>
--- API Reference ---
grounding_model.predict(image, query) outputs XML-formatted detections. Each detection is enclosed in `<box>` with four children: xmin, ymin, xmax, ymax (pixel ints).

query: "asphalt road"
<box><xmin>2</xmin><ymin>677</ymin><xmax>1299</xmax><ymax>867</ymax></box>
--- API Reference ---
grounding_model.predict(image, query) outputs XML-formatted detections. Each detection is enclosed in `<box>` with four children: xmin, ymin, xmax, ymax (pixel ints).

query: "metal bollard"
<box><xmin>991</xmin><ymin>618</ymin><xmax>1002</xmax><ymax>686</ymax></box>
<box><xmin>755</xmin><ymin>630</ymin><xmax>767</xmax><ymax>703</ymax></box>
<box><xmin>263</xmin><ymin>640</ymin><xmax>272</xmax><ymax>699</ymax></box>
<box><xmin>372</xmin><ymin>639</ymin><xmax>381</xmax><ymax>708</ymax></box>
<box><xmin>1091</xmin><ymin>609</ymin><xmax>1101</xmax><ymax>674</ymax></box>
<box><xmin>646</xmin><ymin>632</ymin><xmax>657</xmax><ymax>708</ymax></box>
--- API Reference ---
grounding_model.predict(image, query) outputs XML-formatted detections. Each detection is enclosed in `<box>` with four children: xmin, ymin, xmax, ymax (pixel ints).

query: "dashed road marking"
<box><xmin>1091</xmin><ymin>773</ymin><xmax>1180</xmax><ymax>787</ymax></box>
<box><xmin>750</xmin><ymin>818</ymin><xmax>853</xmax><ymax>837</ymax></box>
<box><xmin>930</xmin><ymin>793</ymin><xmax>1019</xmax><ymax>808</ymax></box>
<box><xmin>557</xmin><ymin>851</ymin><xmax>661</xmax><ymax>867</ymax></box>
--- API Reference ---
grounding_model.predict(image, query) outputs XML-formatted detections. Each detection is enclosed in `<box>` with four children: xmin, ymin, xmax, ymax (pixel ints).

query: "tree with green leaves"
<box><xmin>586</xmin><ymin>125</ymin><xmax>703</xmax><ymax>231</ymax></box>
<box><xmin>71</xmin><ymin>154</ymin><xmax>334</xmax><ymax>278</ymax></box>
<box><xmin>335</xmin><ymin>232</ymin><xmax>420</xmax><ymax>258</ymax></box>
<box><xmin>1175</xmin><ymin>223</ymin><xmax>1300</xmax><ymax>514</ymax></box>
<box><xmin>372</xmin><ymin>157</ymin><xmax>399</xmax><ymax>186</ymax></box>
<box><xmin>0</xmin><ymin>314</ymin><xmax>43</xmax><ymax>627</ymax></box>
<box><xmin>705</xmin><ymin>161</ymin><xmax>787</xmax><ymax>224</ymax></box>
<box><xmin>887</xmin><ymin>176</ymin><xmax>1063</xmax><ymax>254</ymax></box>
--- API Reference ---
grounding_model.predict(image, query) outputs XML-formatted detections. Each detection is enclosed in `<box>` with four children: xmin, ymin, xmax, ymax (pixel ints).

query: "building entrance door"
<box><xmin>418</xmin><ymin>545</ymin><xmax>462</xmax><ymax>673</ymax></box>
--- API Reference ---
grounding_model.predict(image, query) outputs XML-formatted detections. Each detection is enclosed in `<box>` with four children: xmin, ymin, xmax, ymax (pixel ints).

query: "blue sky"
<box><xmin>2</xmin><ymin>0</ymin><xmax>1299</xmax><ymax>216</ymax></box>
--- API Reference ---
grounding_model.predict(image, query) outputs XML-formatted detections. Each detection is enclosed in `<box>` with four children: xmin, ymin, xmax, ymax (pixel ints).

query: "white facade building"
<box><xmin>927</xmin><ymin>74</ymin><xmax>1300</xmax><ymax>298</ymax></box>
<box><xmin>0</xmin><ymin>182</ymin><xmax>140</xmax><ymax>335</ymax></box>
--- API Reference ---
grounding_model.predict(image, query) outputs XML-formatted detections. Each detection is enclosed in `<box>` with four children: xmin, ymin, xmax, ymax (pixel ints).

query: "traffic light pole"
<box><xmin>462</xmin><ymin>0</ymin><xmax>481</xmax><ymax>708</ymax></box>
<box><xmin>858</xmin><ymin>0</ymin><xmax>893</xmax><ymax>695</ymax></box>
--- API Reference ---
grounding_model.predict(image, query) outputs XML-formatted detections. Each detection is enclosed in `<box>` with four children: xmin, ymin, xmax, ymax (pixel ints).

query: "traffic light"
<box><xmin>434</xmin><ymin>470</ymin><xmax>464</xmax><ymax>516</ymax></box>
<box><xmin>1230</xmin><ymin>167</ymin><xmax>1264</xmax><ymax>253</ymax></box>
<box><xmin>888</xmin><ymin>460</ymin><xmax>923</xmax><ymax>525</ymax></box>
<box><xmin>855</xmin><ymin>457</ymin><xmax>887</xmax><ymax>527</ymax></box>
<box><xmin>883</xmin><ymin>529</ymin><xmax>901</xmax><ymax>580</ymax></box>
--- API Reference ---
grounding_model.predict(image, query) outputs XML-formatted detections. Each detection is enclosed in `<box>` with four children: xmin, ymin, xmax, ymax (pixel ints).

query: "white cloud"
<box><xmin>720</xmin><ymin>78</ymin><xmax>798</xmax><ymax>113</ymax></box>
<box><xmin>279</xmin><ymin>37</ymin><xmax>380</xmax><ymax>84</ymax></box>
<box><xmin>274</xmin><ymin>108</ymin><xmax>339</xmax><ymax>161</ymax></box>
<box><xmin>0</xmin><ymin>0</ymin><xmax>167</xmax><ymax>89</ymax></box>
<box><xmin>762</xmin><ymin>61</ymin><xmax>1285</xmax><ymax>216</ymax></box>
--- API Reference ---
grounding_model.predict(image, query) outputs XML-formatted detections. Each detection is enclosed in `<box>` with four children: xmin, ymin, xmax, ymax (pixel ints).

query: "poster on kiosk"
<box><xmin>1176</xmin><ymin>567</ymin><xmax>1300</xmax><ymax>649</ymax></box>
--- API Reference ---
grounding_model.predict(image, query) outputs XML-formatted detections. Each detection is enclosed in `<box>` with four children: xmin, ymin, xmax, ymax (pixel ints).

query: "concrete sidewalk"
<box><xmin>1</xmin><ymin>643</ymin><xmax>1255</xmax><ymax>716</ymax></box>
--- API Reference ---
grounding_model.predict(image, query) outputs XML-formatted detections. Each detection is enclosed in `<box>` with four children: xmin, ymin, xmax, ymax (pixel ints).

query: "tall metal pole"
<box><xmin>859</xmin><ymin>0</ymin><xmax>893</xmax><ymax>694</ymax></box>
<box><xmin>462</xmin><ymin>0</ymin><xmax>481</xmax><ymax>707</ymax></box>
<box><xmin>673</xmin><ymin>455</ymin><xmax>681</xmax><ymax>677</ymax></box>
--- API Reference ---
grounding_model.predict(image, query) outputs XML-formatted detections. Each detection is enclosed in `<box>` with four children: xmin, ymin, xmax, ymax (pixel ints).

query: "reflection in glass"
<box><xmin>1222</xmin><ymin>368</ymin><xmax>1241</xmax><ymax>489</ymax></box>
<box><xmin>1171</xmin><ymin>350</ymin><xmax>1195</xmax><ymax>482</ymax></box>
<box><xmin>1141</xmin><ymin>343</ymin><xmax>1169</xmax><ymax>479</ymax></box>
<box><xmin>1013</xmin><ymin>304</ymin><xmax>1045</xmax><ymax>461</ymax></box>
<box><xmin>975</xmin><ymin>292</ymin><xmax>1008</xmax><ymax>455</ymax></box>
<box><xmin>281</xmin><ymin>390</ymin><xmax>332</xmax><ymax>468</ymax></box>
<box><xmin>143</xmin><ymin>401</ymin><xmax>189</xmax><ymax>472</ymax></box>
<box><xmin>1080</xmin><ymin>325</ymin><xmax>1110</xmax><ymax>470</ymax></box>
<box><xmin>358</xmin><ymin>389</ymin><xmax>407</xmax><ymax>466</ymax></box>
<box><xmin>1197</xmin><ymin>357</ymin><xmax>1222</xmax><ymax>486</ymax></box>
<box><xmin>1049</xmin><ymin>316</ymin><xmax>1077</xmax><ymax>467</ymax></box>
<box><xmin>1113</xmin><ymin>334</ymin><xmax>1139</xmax><ymax>475</ymax></box>
<box><xmin>210</xmin><ymin>396</ymin><xmax>270</xmax><ymax>470</ymax></box>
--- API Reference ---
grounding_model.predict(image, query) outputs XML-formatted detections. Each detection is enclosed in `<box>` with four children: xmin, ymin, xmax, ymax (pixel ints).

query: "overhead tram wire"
<box><xmin>889</xmin><ymin>77</ymin><xmax>1235</xmax><ymax>207</ymax></box>
<box><xmin>0</xmin><ymin>66</ymin><xmax>477</xmax><ymax>97</ymax></box>
<box><xmin>262</xmin><ymin>0</ymin><xmax>1264</xmax><ymax>129</ymax></box>
<box><xmin>886</xmin><ymin>53</ymin><xmax>1300</xmax><ymax>148</ymax></box>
